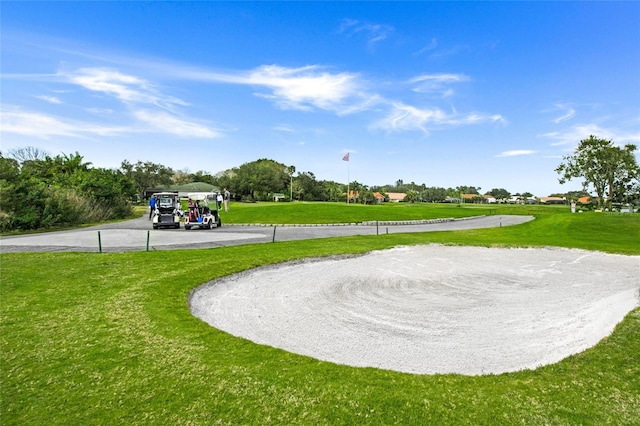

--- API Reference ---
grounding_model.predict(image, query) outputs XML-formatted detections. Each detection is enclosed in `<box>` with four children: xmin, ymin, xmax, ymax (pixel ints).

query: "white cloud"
<box><xmin>551</xmin><ymin>103</ymin><xmax>576</xmax><ymax>124</ymax></box>
<box><xmin>190</xmin><ymin>64</ymin><xmax>374</xmax><ymax>114</ymax></box>
<box><xmin>0</xmin><ymin>107</ymin><xmax>127</xmax><ymax>138</ymax></box>
<box><xmin>496</xmin><ymin>150</ymin><xmax>536</xmax><ymax>157</ymax></box>
<box><xmin>272</xmin><ymin>125</ymin><xmax>295</xmax><ymax>133</ymax></box>
<box><xmin>373</xmin><ymin>102</ymin><xmax>505</xmax><ymax>134</ymax></box>
<box><xmin>34</xmin><ymin>95</ymin><xmax>62</xmax><ymax>104</ymax></box>
<box><xmin>65</xmin><ymin>67</ymin><xmax>188</xmax><ymax>109</ymax></box>
<box><xmin>410</xmin><ymin>74</ymin><xmax>470</xmax><ymax>85</ymax></box>
<box><xmin>414</xmin><ymin>38</ymin><xmax>438</xmax><ymax>56</ymax></box>
<box><xmin>247</xmin><ymin>65</ymin><xmax>363</xmax><ymax>112</ymax></box>
<box><xmin>543</xmin><ymin>124</ymin><xmax>640</xmax><ymax>148</ymax></box>
<box><xmin>409</xmin><ymin>73</ymin><xmax>471</xmax><ymax>97</ymax></box>
<box><xmin>133</xmin><ymin>110</ymin><xmax>220</xmax><ymax>138</ymax></box>
<box><xmin>338</xmin><ymin>19</ymin><xmax>394</xmax><ymax>49</ymax></box>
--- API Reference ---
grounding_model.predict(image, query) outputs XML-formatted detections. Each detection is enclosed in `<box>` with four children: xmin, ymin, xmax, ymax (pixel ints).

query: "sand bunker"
<box><xmin>190</xmin><ymin>245</ymin><xmax>639</xmax><ymax>375</ymax></box>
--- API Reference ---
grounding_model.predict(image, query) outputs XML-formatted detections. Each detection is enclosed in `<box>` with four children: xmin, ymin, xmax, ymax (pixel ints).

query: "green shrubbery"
<box><xmin>0</xmin><ymin>152</ymin><xmax>134</xmax><ymax>232</ymax></box>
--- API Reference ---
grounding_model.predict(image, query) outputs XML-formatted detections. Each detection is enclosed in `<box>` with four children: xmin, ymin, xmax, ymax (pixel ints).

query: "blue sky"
<box><xmin>2</xmin><ymin>1</ymin><xmax>639</xmax><ymax>196</ymax></box>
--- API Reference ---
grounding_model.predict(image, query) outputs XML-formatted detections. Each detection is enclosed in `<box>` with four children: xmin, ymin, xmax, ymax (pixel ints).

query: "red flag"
<box><xmin>342</xmin><ymin>153</ymin><xmax>350</xmax><ymax>161</ymax></box>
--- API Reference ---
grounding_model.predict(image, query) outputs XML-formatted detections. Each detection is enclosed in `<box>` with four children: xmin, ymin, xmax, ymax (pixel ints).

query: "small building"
<box><xmin>272</xmin><ymin>193</ymin><xmax>286</xmax><ymax>202</ymax></box>
<box><xmin>372</xmin><ymin>192</ymin><xmax>385</xmax><ymax>203</ymax></box>
<box><xmin>539</xmin><ymin>196</ymin><xmax>566</xmax><ymax>205</ymax></box>
<box><xmin>462</xmin><ymin>194</ymin><xmax>485</xmax><ymax>203</ymax></box>
<box><xmin>387</xmin><ymin>192</ymin><xmax>406</xmax><ymax>202</ymax></box>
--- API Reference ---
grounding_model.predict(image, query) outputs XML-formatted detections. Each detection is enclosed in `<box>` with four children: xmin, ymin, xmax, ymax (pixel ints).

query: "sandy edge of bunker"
<box><xmin>189</xmin><ymin>245</ymin><xmax>640</xmax><ymax>375</ymax></box>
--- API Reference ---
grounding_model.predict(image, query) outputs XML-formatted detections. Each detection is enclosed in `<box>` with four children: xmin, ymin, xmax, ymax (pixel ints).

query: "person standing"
<box><xmin>148</xmin><ymin>195</ymin><xmax>157</xmax><ymax>220</ymax></box>
<box><xmin>223</xmin><ymin>188</ymin><xmax>230</xmax><ymax>212</ymax></box>
<box><xmin>222</xmin><ymin>188</ymin><xmax>229</xmax><ymax>211</ymax></box>
<box><xmin>216</xmin><ymin>192</ymin><xmax>223</xmax><ymax>210</ymax></box>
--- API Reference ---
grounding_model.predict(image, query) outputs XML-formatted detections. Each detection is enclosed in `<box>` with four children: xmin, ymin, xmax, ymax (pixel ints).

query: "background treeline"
<box><xmin>0</xmin><ymin>146</ymin><xmax>605</xmax><ymax>232</ymax></box>
<box><xmin>1</xmin><ymin>149</ymin><xmax>135</xmax><ymax>232</ymax></box>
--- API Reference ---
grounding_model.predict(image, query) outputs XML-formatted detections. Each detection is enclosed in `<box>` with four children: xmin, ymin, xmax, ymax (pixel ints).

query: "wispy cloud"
<box><xmin>2</xmin><ymin>35</ymin><xmax>505</xmax><ymax>141</ymax></box>
<box><xmin>65</xmin><ymin>67</ymin><xmax>188</xmax><ymax>109</ymax></box>
<box><xmin>542</xmin><ymin>123</ymin><xmax>640</xmax><ymax>147</ymax></box>
<box><xmin>372</xmin><ymin>102</ymin><xmax>505</xmax><ymax>134</ymax></box>
<box><xmin>414</xmin><ymin>38</ymin><xmax>438</xmax><ymax>56</ymax></box>
<box><xmin>248</xmin><ymin>65</ymin><xmax>361</xmax><ymax>112</ymax></box>
<box><xmin>34</xmin><ymin>95</ymin><xmax>62</xmax><ymax>104</ymax></box>
<box><xmin>496</xmin><ymin>150</ymin><xmax>536</xmax><ymax>158</ymax></box>
<box><xmin>272</xmin><ymin>125</ymin><xmax>295</xmax><ymax>133</ymax></box>
<box><xmin>338</xmin><ymin>19</ymin><xmax>394</xmax><ymax>50</ymax></box>
<box><xmin>409</xmin><ymin>73</ymin><xmax>471</xmax><ymax>97</ymax></box>
<box><xmin>551</xmin><ymin>103</ymin><xmax>576</xmax><ymax>124</ymax></box>
<box><xmin>133</xmin><ymin>110</ymin><xmax>220</xmax><ymax>138</ymax></box>
<box><xmin>0</xmin><ymin>107</ymin><xmax>128</xmax><ymax>138</ymax></box>
<box><xmin>187</xmin><ymin>64</ymin><xmax>374</xmax><ymax>115</ymax></box>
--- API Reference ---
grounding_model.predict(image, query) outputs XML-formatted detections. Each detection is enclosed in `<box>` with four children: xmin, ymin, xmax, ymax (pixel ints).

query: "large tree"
<box><xmin>487</xmin><ymin>188</ymin><xmax>511</xmax><ymax>201</ymax></box>
<box><xmin>556</xmin><ymin>135</ymin><xmax>639</xmax><ymax>210</ymax></box>
<box><xmin>232</xmin><ymin>159</ymin><xmax>290</xmax><ymax>201</ymax></box>
<box><xmin>120</xmin><ymin>160</ymin><xmax>174</xmax><ymax>199</ymax></box>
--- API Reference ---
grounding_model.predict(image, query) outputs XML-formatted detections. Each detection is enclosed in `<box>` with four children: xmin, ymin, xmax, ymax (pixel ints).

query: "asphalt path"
<box><xmin>0</xmin><ymin>214</ymin><xmax>533</xmax><ymax>253</ymax></box>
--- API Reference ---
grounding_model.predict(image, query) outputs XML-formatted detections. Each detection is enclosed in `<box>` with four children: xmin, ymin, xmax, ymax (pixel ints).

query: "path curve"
<box><xmin>0</xmin><ymin>214</ymin><xmax>533</xmax><ymax>253</ymax></box>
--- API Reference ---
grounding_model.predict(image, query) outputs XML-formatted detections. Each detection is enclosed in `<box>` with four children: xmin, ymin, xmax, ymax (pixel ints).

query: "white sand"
<box><xmin>190</xmin><ymin>245</ymin><xmax>640</xmax><ymax>375</ymax></box>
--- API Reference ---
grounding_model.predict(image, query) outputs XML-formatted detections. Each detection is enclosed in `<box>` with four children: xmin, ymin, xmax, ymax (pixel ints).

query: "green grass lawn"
<box><xmin>220</xmin><ymin>201</ymin><xmax>498</xmax><ymax>224</ymax></box>
<box><xmin>1</xmin><ymin>204</ymin><xmax>639</xmax><ymax>424</ymax></box>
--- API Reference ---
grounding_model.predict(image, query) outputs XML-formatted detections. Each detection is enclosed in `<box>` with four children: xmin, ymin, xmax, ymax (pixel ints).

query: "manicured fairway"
<box><xmin>1</xmin><ymin>204</ymin><xmax>639</xmax><ymax>424</ymax></box>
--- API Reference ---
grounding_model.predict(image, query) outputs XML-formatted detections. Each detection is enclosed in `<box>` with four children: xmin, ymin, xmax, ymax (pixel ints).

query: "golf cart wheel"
<box><xmin>153</xmin><ymin>224</ymin><xmax>158</xmax><ymax>229</ymax></box>
<box><xmin>174</xmin><ymin>223</ymin><xmax>180</xmax><ymax>229</ymax></box>
<box><xmin>185</xmin><ymin>225</ymin><xmax>191</xmax><ymax>230</ymax></box>
<box><xmin>216</xmin><ymin>218</ymin><xmax>222</xmax><ymax>228</ymax></box>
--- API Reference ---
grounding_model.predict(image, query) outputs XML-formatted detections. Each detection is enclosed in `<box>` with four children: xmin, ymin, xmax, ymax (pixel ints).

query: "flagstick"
<box><xmin>347</xmin><ymin>160</ymin><xmax>350</xmax><ymax>204</ymax></box>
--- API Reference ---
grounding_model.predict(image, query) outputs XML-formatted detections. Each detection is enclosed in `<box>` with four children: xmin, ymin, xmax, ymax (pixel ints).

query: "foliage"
<box><xmin>454</xmin><ymin>185</ymin><xmax>480</xmax><ymax>195</ymax></box>
<box><xmin>120</xmin><ymin>159</ymin><xmax>174</xmax><ymax>198</ymax></box>
<box><xmin>1</xmin><ymin>208</ymin><xmax>639</xmax><ymax>424</ymax></box>
<box><xmin>293</xmin><ymin>171</ymin><xmax>322</xmax><ymax>201</ymax></box>
<box><xmin>487</xmin><ymin>187</ymin><xmax>511</xmax><ymax>200</ymax></box>
<box><xmin>556</xmin><ymin>135</ymin><xmax>639</xmax><ymax>209</ymax></box>
<box><xmin>231</xmin><ymin>158</ymin><xmax>291</xmax><ymax>201</ymax></box>
<box><xmin>420</xmin><ymin>186</ymin><xmax>449</xmax><ymax>202</ymax></box>
<box><xmin>0</xmin><ymin>151</ymin><xmax>134</xmax><ymax>232</ymax></box>
<box><xmin>403</xmin><ymin>189</ymin><xmax>420</xmax><ymax>203</ymax></box>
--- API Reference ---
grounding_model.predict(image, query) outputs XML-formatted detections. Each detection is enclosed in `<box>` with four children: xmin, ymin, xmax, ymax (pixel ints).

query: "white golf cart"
<box><xmin>152</xmin><ymin>192</ymin><xmax>181</xmax><ymax>229</ymax></box>
<box><xmin>184</xmin><ymin>192</ymin><xmax>222</xmax><ymax>230</ymax></box>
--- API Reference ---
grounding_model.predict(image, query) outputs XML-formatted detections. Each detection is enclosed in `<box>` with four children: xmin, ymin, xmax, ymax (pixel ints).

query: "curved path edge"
<box><xmin>0</xmin><ymin>214</ymin><xmax>534</xmax><ymax>253</ymax></box>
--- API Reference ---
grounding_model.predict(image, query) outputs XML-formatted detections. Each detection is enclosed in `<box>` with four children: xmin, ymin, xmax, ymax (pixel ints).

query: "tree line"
<box><xmin>2</xmin><ymin>135</ymin><xmax>637</xmax><ymax>231</ymax></box>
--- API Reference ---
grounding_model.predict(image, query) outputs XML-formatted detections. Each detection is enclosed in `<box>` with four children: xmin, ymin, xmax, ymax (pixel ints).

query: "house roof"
<box><xmin>539</xmin><ymin>196</ymin><xmax>565</xmax><ymax>203</ymax></box>
<box><xmin>387</xmin><ymin>192</ymin><xmax>406</xmax><ymax>201</ymax></box>
<box><xmin>170</xmin><ymin>182</ymin><xmax>219</xmax><ymax>193</ymax></box>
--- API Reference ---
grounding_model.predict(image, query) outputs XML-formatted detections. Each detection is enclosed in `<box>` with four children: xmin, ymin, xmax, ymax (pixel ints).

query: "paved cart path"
<box><xmin>0</xmin><ymin>214</ymin><xmax>533</xmax><ymax>253</ymax></box>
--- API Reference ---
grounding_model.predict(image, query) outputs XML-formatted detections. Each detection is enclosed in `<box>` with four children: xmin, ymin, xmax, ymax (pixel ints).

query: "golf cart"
<box><xmin>152</xmin><ymin>192</ymin><xmax>181</xmax><ymax>229</ymax></box>
<box><xmin>184</xmin><ymin>192</ymin><xmax>222</xmax><ymax>230</ymax></box>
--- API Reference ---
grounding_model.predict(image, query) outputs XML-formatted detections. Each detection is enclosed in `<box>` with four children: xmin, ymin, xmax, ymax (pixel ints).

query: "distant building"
<box><xmin>387</xmin><ymin>192</ymin><xmax>406</xmax><ymax>202</ymax></box>
<box><xmin>539</xmin><ymin>196</ymin><xmax>566</xmax><ymax>205</ymax></box>
<box><xmin>145</xmin><ymin>182</ymin><xmax>220</xmax><ymax>199</ymax></box>
<box><xmin>372</xmin><ymin>192</ymin><xmax>385</xmax><ymax>203</ymax></box>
